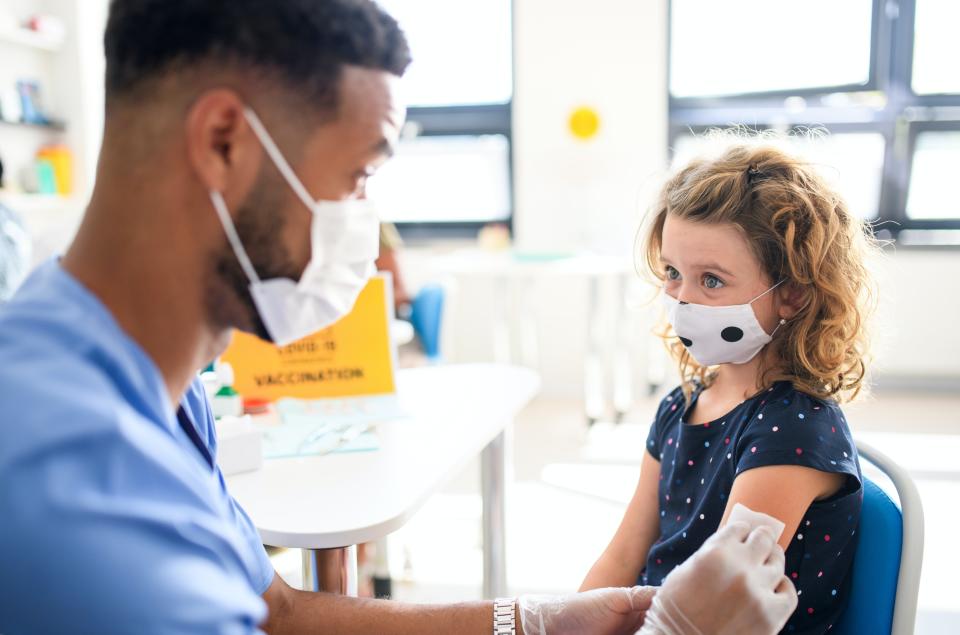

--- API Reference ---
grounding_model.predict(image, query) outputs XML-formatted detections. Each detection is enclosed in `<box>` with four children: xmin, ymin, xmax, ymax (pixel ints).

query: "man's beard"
<box><xmin>206</xmin><ymin>169</ymin><xmax>301</xmax><ymax>343</ymax></box>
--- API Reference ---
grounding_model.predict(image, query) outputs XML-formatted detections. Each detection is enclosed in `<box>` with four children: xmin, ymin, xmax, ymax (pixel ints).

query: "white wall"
<box><xmin>399</xmin><ymin>0</ymin><xmax>669</xmax><ymax>400</ymax></box>
<box><xmin>874</xmin><ymin>250</ymin><xmax>960</xmax><ymax>382</ymax></box>
<box><xmin>512</xmin><ymin>0</ymin><xmax>668</xmax><ymax>258</ymax></box>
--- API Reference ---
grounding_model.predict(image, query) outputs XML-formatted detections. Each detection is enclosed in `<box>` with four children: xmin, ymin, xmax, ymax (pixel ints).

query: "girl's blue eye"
<box><xmin>703</xmin><ymin>274</ymin><xmax>725</xmax><ymax>289</ymax></box>
<box><xmin>665</xmin><ymin>266</ymin><xmax>681</xmax><ymax>281</ymax></box>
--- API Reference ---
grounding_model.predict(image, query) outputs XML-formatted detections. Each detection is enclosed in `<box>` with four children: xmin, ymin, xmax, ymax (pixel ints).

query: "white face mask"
<box><xmin>661</xmin><ymin>281</ymin><xmax>785</xmax><ymax>367</ymax></box>
<box><xmin>209</xmin><ymin>107</ymin><xmax>379</xmax><ymax>346</ymax></box>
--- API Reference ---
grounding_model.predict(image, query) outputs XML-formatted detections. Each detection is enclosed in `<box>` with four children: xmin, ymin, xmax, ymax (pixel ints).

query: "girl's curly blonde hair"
<box><xmin>642</xmin><ymin>137</ymin><xmax>880</xmax><ymax>403</ymax></box>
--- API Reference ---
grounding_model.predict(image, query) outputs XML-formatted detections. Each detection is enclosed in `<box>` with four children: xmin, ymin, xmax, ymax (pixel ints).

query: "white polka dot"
<box><xmin>772</xmin><ymin>426</ymin><xmax>779</xmax><ymax>432</ymax></box>
<box><xmin>686</xmin><ymin>497</ymin><xmax>692</xmax><ymax>504</ymax></box>
<box><xmin>699</xmin><ymin>514</ymin><xmax>705</xmax><ymax>520</ymax></box>
<box><xmin>758</xmin><ymin>413</ymin><xmax>764</xmax><ymax>420</ymax></box>
<box><xmin>727</xmin><ymin>453</ymin><xmax>732</xmax><ymax>459</ymax></box>
<box><xmin>701</xmin><ymin>478</ymin><xmax>705</xmax><ymax>485</ymax></box>
<box><xmin>797</xmin><ymin>533</ymin><xmax>804</xmax><ymax>540</ymax></box>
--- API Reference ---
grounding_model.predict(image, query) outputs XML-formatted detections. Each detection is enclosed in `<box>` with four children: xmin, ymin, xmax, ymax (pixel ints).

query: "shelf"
<box><xmin>0</xmin><ymin>25</ymin><xmax>63</xmax><ymax>52</ymax></box>
<box><xmin>0</xmin><ymin>118</ymin><xmax>66</xmax><ymax>132</ymax></box>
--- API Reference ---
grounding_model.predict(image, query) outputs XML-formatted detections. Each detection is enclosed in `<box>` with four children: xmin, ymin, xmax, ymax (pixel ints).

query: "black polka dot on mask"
<box><xmin>721</xmin><ymin>327</ymin><xmax>744</xmax><ymax>342</ymax></box>
<box><xmin>680</xmin><ymin>336</ymin><xmax>693</xmax><ymax>347</ymax></box>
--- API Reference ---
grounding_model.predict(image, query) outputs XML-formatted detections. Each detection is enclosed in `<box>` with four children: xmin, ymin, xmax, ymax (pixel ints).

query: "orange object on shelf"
<box><xmin>36</xmin><ymin>145</ymin><xmax>73</xmax><ymax>195</ymax></box>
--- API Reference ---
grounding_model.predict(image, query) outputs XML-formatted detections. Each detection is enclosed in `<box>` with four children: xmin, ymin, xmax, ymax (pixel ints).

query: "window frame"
<box><xmin>667</xmin><ymin>0</ymin><xmax>960</xmax><ymax>244</ymax></box>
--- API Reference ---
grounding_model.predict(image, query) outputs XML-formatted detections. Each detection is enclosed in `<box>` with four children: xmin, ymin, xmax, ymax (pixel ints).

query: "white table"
<box><xmin>226</xmin><ymin>363</ymin><xmax>540</xmax><ymax>598</ymax></box>
<box><xmin>436</xmin><ymin>250</ymin><xmax>635</xmax><ymax>424</ymax></box>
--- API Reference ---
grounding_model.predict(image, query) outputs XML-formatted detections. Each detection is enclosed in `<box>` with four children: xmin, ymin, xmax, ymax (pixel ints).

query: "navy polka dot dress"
<box><xmin>642</xmin><ymin>381</ymin><xmax>862</xmax><ymax>634</ymax></box>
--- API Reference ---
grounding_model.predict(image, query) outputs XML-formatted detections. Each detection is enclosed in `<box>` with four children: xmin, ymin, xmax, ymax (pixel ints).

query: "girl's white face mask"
<box><xmin>661</xmin><ymin>281</ymin><xmax>785</xmax><ymax>367</ymax></box>
<box><xmin>209</xmin><ymin>107</ymin><xmax>379</xmax><ymax>347</ymax></box>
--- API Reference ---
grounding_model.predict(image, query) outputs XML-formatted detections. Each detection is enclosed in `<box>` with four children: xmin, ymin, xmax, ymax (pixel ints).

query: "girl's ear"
<box><xmin>777</xmin><ymin>282</ymin><xmax>807</xmax><ymax>320</ymax></box>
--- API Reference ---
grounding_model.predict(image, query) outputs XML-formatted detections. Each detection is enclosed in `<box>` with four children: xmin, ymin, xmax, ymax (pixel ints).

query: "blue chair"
<box><xmin>833</xmin><ymin>440</ymin><xmax>924</xmax><ymax>635</ymax></box>
<box><xmin>409</xmin><ymin>285</ymin><xmax>445</xmax><ymax>362</ymax></box>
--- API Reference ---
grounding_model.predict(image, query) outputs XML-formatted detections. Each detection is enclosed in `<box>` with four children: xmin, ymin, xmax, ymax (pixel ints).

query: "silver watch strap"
<box><xmin>493</xmin><ymin>597</ymin><xmax>517</xmax><ymax>635</ymax></box>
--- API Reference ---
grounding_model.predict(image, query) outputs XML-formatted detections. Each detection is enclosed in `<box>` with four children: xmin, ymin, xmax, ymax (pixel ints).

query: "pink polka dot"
<box><xmin>667</xmin><ymin>438</ymin><xmax>674</xmax><ymax>445</ymax></box>
<box><xmin>656</xmin><ymin>558</ymin><xmax>662</xmax><ymax>565</ymax></box>
<box><xmin>818</xmin><ymin>571</ymin><xmax>824</xmax><ymax>578</ymax></box>
<box><xmin>671</xmin><ymin>404</ymin><xmax>677</xmax><ymax>411</ymax></box>
<box><xmin>791</xmin><ymin>572</ymin><xmax>798</xmax><ymax>579</ymax></box>
<box><xmin>796</xmin><ymin>448</ymin><xmax>804</xmax><ymax>455</ymax></box>
<box><xmin>704</xmin><ymin>422</ymin><xmax>710</xmax><ymax>428</ymax></box>
<box><xmin>751</xmin><ymin>446</ymin><xmax>758</xmax><ymax>453</ymax></box>
<box><xmin>666</xmin><ymin>495</ymin><xmax>670</xmax><ymax>501</ymax></box>
<box><xmin>724</xmin><ymin>437</ymin><xmax>731</xmax><ymax>445</ymax></box>
<box><xmin>831</xmin><ymin>426</ymin><xmax>836</xmax><ymax>433</ymax></box>
<box><xmin>808</xmin><ymin>608</ymin><xmax>815</xmax><ymax>615</ymax></box>
<box><xmin>824</xmin><ymin>534</ymin><xmax>831</xmax><ymax>542</ymax></box>
<box><xmin>676</xmin><ymin>515</ymin><xmax>682</xmax><ymax>521</ymax></box>
<box><xmin>688</xmin><ymin>460</ymin><xmax>695</xmax><ymax>466</ymax></box>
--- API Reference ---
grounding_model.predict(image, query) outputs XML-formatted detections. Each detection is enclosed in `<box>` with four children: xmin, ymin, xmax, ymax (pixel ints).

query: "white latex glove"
<box><xmin>519</xmin><ymin>586</ymin><xmax>657</xmax><ymax>635</ymax></box>
<box><xmin>636</xmin><ymin>522</ymin><xmax>797</xmax><ymax>635</ymax></box>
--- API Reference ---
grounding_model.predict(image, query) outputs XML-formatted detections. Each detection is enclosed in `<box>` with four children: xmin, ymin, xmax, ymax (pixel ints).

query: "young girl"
<box><xmin>581</xmin><ymin>141</ymin><xmax>877</xmax><ymax>635</ymax></box>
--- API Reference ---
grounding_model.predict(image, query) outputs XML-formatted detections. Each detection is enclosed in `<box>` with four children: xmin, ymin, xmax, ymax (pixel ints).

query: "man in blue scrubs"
<box><xmin>0</xmin><ymin>1</ymin><xmax>797</xmax><ymax>634</ymax></box>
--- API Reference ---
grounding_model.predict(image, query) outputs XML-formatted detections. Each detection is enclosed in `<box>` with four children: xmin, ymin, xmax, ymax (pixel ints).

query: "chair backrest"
<box><xmin>410</xmin><ymin>285</ymin><xmax>445</xmax><ymax>361</ymax></box>
<box><xmin>832</xmin><ymin>441</ymin><xmax>924</xmax><ymax>635</ymax></box>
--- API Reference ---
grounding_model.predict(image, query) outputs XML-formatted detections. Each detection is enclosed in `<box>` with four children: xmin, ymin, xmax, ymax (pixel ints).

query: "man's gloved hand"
<box><xmin>519</xmin><ymin>586</ymin><xmax>657</xmax><ymax>635</ymax></box>
<box><xmin>637</xmin><ymin>522</ymin><xmax>798</xmax><ymax>635</ymax></box>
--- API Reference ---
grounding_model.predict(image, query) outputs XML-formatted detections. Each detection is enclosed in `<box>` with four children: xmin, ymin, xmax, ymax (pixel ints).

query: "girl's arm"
<box><xmin>579</xmin><ymin>451</ymin><xmax>662</xmax><ymax>591</ymax></box>
<box><xmin>718</xmin><ymin>465</ymin><xmax>844</xmax><ymax>550</ymax></box>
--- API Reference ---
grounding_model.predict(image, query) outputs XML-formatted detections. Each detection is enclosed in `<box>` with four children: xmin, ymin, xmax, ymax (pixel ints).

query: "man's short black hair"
<box><xmin>104</xmin><ymin>0</ymin><xmax>411</xmax><ymax>110</ymax></box>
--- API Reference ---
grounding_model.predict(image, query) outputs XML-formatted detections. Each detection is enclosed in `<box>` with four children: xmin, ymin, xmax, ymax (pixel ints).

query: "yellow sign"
<box><xmin>569</xmin><ymin>106</ymin><xmax>601</xmax><ymax>140</ymax></box>
<box><xmin>221</xmin><ymin>275</ymin><xmax>396</xmax><ymax>400</ymax></box>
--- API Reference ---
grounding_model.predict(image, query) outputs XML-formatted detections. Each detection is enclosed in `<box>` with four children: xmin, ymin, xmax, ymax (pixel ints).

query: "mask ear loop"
<box><xmin>210</xmin><ymin>190</ymin><xmax>261</xmax><ymax>285</ymax></box>
<box><xmin>748</xmin><ymin>278</ymin><xmax>786</xmax><ymax>304</ymax></box>
<box><xmin>243</xmin><ymin>107</ymin><xmax>318</xmax><ymax>214</ymax></box>
<box><xmin>770</xmin><ymin>317</ymin><xmax>787</xmax><ymax>337</ymax></box>
<box><xmin>751</xmin><ymin>279</ymin><xmax>789</xmax><ymax>337</ymax></box>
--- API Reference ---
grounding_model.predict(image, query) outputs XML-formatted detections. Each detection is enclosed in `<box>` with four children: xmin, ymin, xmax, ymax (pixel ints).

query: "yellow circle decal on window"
<box><xmin>569</xmin><ymin>106</ymin><xmax>600</xmax><ymax>140</ymax></box>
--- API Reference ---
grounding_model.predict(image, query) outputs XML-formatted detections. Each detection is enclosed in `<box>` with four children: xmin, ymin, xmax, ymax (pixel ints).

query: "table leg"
<box><xmin>584</xmin><ymin>273</ymin><xmax>605</xmax><ymax>425</ymax></box>
<box><xmin>481</xmin><ymin>429</ymin><xmax>508</xmax><ymax>599</ymax></box>
<box><xmin>301</xmin><ymin>545</ymin><xmax>358</xmax><ymax>595</ymax></box>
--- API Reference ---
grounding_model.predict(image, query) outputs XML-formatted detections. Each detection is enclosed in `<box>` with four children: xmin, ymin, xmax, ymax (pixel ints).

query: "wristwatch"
<box><xmin>493</xmin><ymin>597</ymin><xmax>517</xmax><ymax>635</ymax></box>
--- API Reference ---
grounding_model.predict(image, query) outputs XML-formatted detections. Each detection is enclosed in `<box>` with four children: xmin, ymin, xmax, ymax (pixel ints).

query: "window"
<box><xmin>670</xmin><ymin>0</ymin><xmax>874</xmax><ymax>98</ymax></box>
<box><xmin>668</xmin><ymin>0</ymin><xmax>960</xmax><ymax>244</ymax></box>
<box><xmin>366</xmin><ymin>134</ymin><xmax>511</xmax><ymax>224</ymax></box>
<box><xmin>373</xmin><ymin>0</ymin><xmax>513</xmax><ymax>236</ymax></box>
<box><xmin>911</xmin><ymin>0</ymin><xmax>960</xmax><ymax>95</ymax></box>
<box><xmin>671</xmin><ymin>131</ymin><xmax>886</xmax><ymax>220</ymax></box>
<box><xmin>906</xmin><ymin>129</ymin><xmax>960</xmax><ymax>221</ymax></box>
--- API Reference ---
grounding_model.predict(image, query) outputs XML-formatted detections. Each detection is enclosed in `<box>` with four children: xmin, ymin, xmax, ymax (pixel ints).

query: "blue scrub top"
<box><xmin>0</xmin><ymin>260</ymin><xmax>275</xmax><ymax>634</ymax></box>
